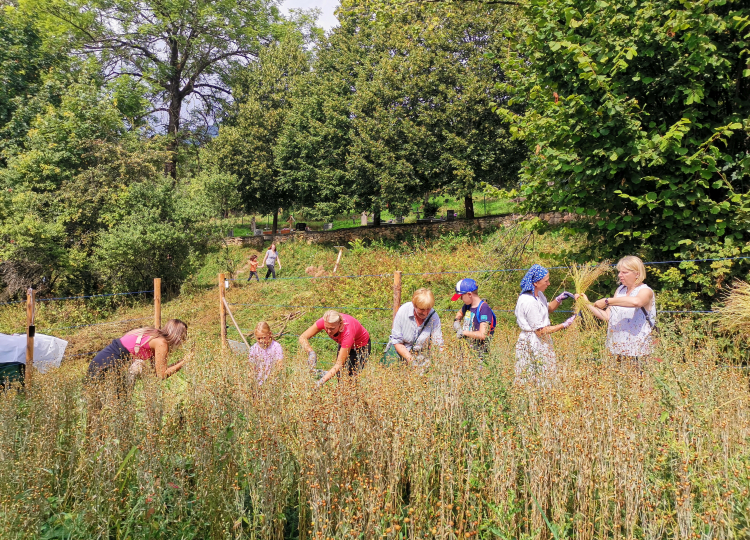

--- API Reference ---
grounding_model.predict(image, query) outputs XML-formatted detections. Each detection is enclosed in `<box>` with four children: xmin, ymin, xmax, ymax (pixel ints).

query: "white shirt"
<box><xmin>514</xmin><ymin>291</ymin><xmax>556</xmax><ymax>375</ymax></box>
<box><xmin>388</xmin><ymin>302</ymin><xmax>443</xmax><ymax>365</ymax></box>
<box><xmin>606</xmin><ymin>284</ymin><xmax>656</xmax><ymax>357</ymax></box>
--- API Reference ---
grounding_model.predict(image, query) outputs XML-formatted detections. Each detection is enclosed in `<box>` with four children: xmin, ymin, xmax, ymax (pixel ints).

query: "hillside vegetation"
<box><xmin>1</xmin><ymin>227</ymin><xmax>749</xmax><ymax>538</ymax></box>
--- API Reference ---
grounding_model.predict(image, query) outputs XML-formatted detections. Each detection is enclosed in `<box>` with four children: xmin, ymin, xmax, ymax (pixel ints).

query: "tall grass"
<box><xmin>1</xmin><ymin>319</ymin><xmax>749</xmax><ymax>539</ymax></box>
<box><xmin>1</xmin><ymin>229</ymin><xmax>748</xmax><ymax>539</ymax></box>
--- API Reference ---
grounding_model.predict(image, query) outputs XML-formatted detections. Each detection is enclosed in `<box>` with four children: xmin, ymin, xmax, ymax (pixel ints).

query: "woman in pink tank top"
<box><xmin>88</xmin><ymin>319</ymin><xmax>189</xmax><ymax>381</ymax></box>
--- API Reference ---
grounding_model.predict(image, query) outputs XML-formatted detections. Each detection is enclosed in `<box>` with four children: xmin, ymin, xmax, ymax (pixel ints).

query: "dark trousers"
<box><xmin>265</xmin><ymin>265</ymin><xmax>276</xmax><ymax>280</ymax></box>
<box><xmin>337</xmin><ymin>339</ymin><xmax>371</xmax><ymax>377</ymax></box>
<box><xmin>87</xmin><ymin>338</ymin><xmax>132</xmax><ymax>398</ymax></box>
<box><xmin>247</xmin><ymin>271</ymin><xmax>259</xmax><ymax>282</ymax></box>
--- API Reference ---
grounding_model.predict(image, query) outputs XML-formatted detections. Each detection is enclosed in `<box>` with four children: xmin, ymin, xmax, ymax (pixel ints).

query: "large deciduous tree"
<box><xmin>32</xmin><ymin>0</ymin><xmax>278</xmax><ymax>178</ymax></box>
<box><xmin>209</xmin><ymin>38</ymin><xmax>310</xmax><ymax>233</ymax></box>
<box><xmin>277</xmin><ymin>0</ymin><xmax>526</xmax><ymax>222</ymax></box>
<box><xmin>498</xmin><ymin>0</ymin><xmax>749</xmax><ymax>290</ymax></box>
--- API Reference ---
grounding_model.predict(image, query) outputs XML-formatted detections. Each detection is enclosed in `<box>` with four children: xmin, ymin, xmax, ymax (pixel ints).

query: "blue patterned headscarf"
<box><xmin>520</xmin><ymin>264</ymin><xmax>549</xmax><ymax>294</ymax></box>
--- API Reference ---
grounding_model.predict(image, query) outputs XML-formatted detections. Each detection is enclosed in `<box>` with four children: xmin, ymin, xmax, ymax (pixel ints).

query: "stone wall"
<box><xmin>225</xmin><ymin>212</ymin><xmax>573</xmax><ymax>249</ymax></box>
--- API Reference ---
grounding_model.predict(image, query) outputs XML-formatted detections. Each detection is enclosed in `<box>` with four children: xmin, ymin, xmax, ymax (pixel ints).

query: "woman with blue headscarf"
<box><xmin>514</xmin><ymin>264</ymin><xmax>576</xmax><ymax>380</ymax></box>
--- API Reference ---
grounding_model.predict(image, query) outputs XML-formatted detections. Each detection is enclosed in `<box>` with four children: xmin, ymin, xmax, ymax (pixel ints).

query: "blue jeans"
<box><xmin>265</xmin><ymin>265</ymin><xmax>276</xmax><ymax>280</ymax></box>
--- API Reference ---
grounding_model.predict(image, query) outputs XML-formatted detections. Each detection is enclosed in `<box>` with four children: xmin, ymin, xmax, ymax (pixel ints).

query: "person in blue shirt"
<box><xmin>451</xmin><ymin>278</ymin><xmax>496</xmax><ymax>358</ymax></box>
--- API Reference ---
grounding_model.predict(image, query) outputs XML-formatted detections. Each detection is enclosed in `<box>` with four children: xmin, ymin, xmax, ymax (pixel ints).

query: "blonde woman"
<box><xmin>87</xmin><ymin>319</ymin><xmax>189</xmax><ymax>381</ymax></box>
<box><xmin>386</xmin><ymin>288</ymin><xmax>443</xmax><ymax>368</ymax></box>
<box><xmin>248</xmin><ymin>321</ymin><xmax>283</xmax><ymax>383</ymax></box>
<box><xmin>579</xmin><ymin>255</ymin><xmax>656</xmax><ymax>361</ymax></box>
<box><xmin>299</xmin><ymin>310</ymin><xmax>370</xmax><ymax>386</ymax></box>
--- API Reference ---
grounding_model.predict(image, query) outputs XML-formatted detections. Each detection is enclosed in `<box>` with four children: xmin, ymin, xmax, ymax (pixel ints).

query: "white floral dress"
<box><xmin>606</xmin><ymin>284</ymin><xmax>656</xmax><ymax>357</ymax></box>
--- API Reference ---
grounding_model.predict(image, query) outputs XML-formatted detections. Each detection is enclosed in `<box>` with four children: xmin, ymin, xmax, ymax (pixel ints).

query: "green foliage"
<box><xmin>94</xmin><ymin>176</ymin><xmax>218</xmax><ymax>293</ymax></box>
<box><xmin>497</xmin><ymin>0</ymin><xmax>750</xmax><ymax>276</ymax></box>
<box><xmin>0</xmin><ymin>6</ymin><xmax>65</xmax><ymax>144</ymax></box>
<box><xmin>276</xmin><ymin>0</ymin><xmax>527</xmax><ymax>221</ymax></box>
<box><xmin>184</xmin><ymin>168</ymin><xmax>242</xmax><ymax>220</ymax></box>
<box><xmin>24</xmin><ymin>0</ymin><xmax>283</xmax><ymax>176</ymax></box>
<box><xmin>209</xmin><ymin>38</ymin><xmax>310</xmax><ymax>222</ymax></box>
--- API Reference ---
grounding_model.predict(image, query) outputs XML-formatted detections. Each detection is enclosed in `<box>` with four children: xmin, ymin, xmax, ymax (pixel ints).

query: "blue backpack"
<box><xmin>461</xmin><ymin>299</ymin><xmax>497</xmax><ymax>335</ymax></box>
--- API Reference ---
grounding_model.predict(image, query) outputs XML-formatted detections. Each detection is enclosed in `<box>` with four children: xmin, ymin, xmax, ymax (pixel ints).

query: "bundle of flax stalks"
<box><xmin>569</xmin><ymin>261</ymin><xmax>611</xmax><ymax>325</ymax></box>
<box><xmin>716</xmin><ymin>279</ymin><xmax>750</xmax><ymax>336</ymax></box>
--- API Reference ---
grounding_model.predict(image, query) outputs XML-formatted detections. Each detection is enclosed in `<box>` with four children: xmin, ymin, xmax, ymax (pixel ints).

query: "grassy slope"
<box><xmin>2</xmin><ymin>225</ymin><xmax>749</xmax><ymax>539</ymax></box>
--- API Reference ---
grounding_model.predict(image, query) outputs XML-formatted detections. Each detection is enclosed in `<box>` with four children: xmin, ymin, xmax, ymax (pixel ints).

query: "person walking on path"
<box><xmin>579</xmin><ymin>255</ymin><xmax>656</xmax><ymax>366</ymax></box>
<box><xmin>248</xmin><ymin>321</ymin><xmax>283</xmax><ymax>384</ymax></box>
<box><xmin>262</xmin><ymin>243</ymin><xmax>281</xmax><ymax>280</ymax></box>
<box><xmin>247</xmin><ymin>254</ymin><xmax>259</xmax><ymax>282</ymax></box>
<box><xmin>514</xmin><ymin>264</ymin><xmax>576</xmax><ymax>381</ymax></box>
<box><xmin>299</xmin><ymin>310</ymin><xmax>371</xmax><ymax>386</ymax></box>
<box><xmin>386</xmin><ymin>288</ymin><xmax>443</xmax><ymax>368</ymax></box>
<box><xmin>87</xmin><ymin>319</ymin><xmax>189</xmax><ymax>383</ymax></box>
<box><xmin>451</xmin><ymin>279</ymin><xmax>496</xmax><ymax>360</ymax></box>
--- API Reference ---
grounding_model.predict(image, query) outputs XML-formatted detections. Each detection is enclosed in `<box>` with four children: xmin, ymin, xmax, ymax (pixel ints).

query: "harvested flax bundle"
<box><xmin>569</xmin><ymin>261</ymin><xmax>611</xmax><ymax>321</ymax></box>
<box><xmin>716</xmin><ymin>279</ymin><xmax>750</xmax><ymax>335</ymax></box>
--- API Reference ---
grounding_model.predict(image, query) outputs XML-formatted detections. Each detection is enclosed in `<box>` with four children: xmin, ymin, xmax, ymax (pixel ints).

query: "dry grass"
<box><xmin>1</xmin><ymin>234</ymin><xmax>748</xmax><ymax>538</ymax></box>
<box><xmin>1</xmin><ymin>321</ymin><xmax>749</xmax><ymax>539</ymax></box>
<box><xmin>569</xmin><ymin>261</ymin><xmax>611</xmax><ymax>326</ymax></box>
<box><xmin>716</xmin><ymin>279</ymin><xmax>750</xmax><ymax>336</ymax></box>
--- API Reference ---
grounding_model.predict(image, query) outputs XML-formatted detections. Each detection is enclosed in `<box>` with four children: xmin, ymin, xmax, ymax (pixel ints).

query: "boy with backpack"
<box><xmin>451</xmin><ymin>278</ymin><xmax>496</xmax><ymax>359</ymax></box>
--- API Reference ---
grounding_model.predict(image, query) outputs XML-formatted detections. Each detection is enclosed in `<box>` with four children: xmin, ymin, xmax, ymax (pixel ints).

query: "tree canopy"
<box><xmin>497</xmin><ymin>0</ymin><xmax>749</xmax><ymax>289</ymax></box>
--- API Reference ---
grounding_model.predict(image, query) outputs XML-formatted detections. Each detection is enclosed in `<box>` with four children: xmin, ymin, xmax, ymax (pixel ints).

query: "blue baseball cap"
<box><xmin>451</xmin><ymin>278</ymin><xmax>478</xmax><ymax>301</ymax></box>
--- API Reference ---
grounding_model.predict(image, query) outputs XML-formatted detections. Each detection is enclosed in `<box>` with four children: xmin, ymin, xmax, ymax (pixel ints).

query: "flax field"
<box><xmin>0</xmin><ymin>230</ymin><xmax>748</xmax><ymax>539</ymax></box>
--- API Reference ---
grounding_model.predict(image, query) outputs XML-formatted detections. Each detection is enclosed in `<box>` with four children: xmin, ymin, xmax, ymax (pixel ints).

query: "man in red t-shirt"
<box><xmin>299</xmin><ymin>310</ymin><xmax>371</xmax><ymax>386</ymax></box>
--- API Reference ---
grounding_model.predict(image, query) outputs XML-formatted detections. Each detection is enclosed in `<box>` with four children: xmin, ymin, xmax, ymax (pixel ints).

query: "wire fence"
<box><xmin>4</xmin><ymin>253</ymin><xmax>746</xmax><ymax>363</ymax></box>
<box><xmin>227</xmin><ymin>254</ymin><xmax>750</xmax><ymax>282</ymax></box>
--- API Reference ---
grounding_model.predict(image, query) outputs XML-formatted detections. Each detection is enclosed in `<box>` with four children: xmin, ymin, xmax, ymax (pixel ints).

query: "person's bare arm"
<box><xmin>318</xmin><ymin>347</ymin><xmax>348</xmax><ymax>385</ymax></box>
<box><xmin>547</xmin><ymin>298</ymin><xmax>561</xmax><ymax>314</ymax></box>
<box><xmin>579</xmin><ymin>293</ymin><xmax>610</xmax><ymax>321</ymax></box>
<box><xmin>394</xmin><ymin>343</ymin><xmax>412</xmax><ymax>362</ymax></box>
<box><xmin>298</xmin><ymin>323</ymin><xmax>320</xmax><ymax>353</ymax></box>
<box><xmin>462</xmin><ymin>322</ymin><xmax>489</xmax><ymax>341</ymax></box>
<box><xmin>276</xmin><ymin>254</ymin><xmax>281</xmax><ymax>269</ymax></box>
<box><xmin>593</xmin><ymin>288</ymin><xmax>653</xmax><ymax>309</ymax></box>
<box><xmin>152</xmin><ymin>337</ymin><xmax>185</xmax><ymax>379</ymax></box>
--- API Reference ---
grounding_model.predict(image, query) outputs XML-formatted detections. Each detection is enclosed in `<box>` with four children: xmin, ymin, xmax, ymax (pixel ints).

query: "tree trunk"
<box><xmin>272</xmin><ymin>209</ymin><xmax>279</xmax><ymax>234</ymax></box>
<box><xmin>373</xmin><ymin>207</ymin><xmax>381</xmax><ymax>227</ymax></box>
<box><xmin>165</xmin><ymin>94</ymin><xmax>181</xmax><ymax>181</ymax></box>
<box><xmin>464</xmin><ymin>195</ymin><xmax>475</xmax><ymax>219</ymax></box>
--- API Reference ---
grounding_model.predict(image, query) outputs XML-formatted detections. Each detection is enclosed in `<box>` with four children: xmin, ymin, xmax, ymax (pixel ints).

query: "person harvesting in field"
<box><xmin>579</xmin><ymin>255</ymin><xmax>656</xmax><ymax>363</ymax></box>
<box><xmin>386</xmin><ymin>288</ymin><xmax>444</xmax><ymax>368</ymax></box>
<box><xmin>262</xmin><ymin>243</ymin><xmax>281</xmax><ymax>280</ymax></box>
<box><xmin>451</xmin><ymin>279</ymin><xmax>496</xmax><ymax>359</ymax></box>
<box><xmin>514</xmin><ymin>264</ymin><xmax>576</xmax><ymax>380</ymax></box>
<box><xmin>299</xmin><ymin>310</ymin><xmax>371</xmax><ymax>386</ymax></box>
<box><xmin>87</xmin><ymin>319</ymin><xmax>189</xmax><ymax>382</ymax></box>
<box><xmin>248</xmin><ymin>321</ymin><xmax>283</xmax><ymax>383</ymax></box>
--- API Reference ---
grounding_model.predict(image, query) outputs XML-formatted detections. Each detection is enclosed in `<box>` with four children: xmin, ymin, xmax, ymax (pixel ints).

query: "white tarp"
<box><xmin>0</xmin><ymin>333</ymin><xmax>68</xmax><ymax>374</ymax></box>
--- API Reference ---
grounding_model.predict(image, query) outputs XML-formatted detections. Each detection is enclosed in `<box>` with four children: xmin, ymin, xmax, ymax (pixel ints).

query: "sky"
<box><xmin>280</xmin><ymin>0</ymin><xmax>340</xmax><ymax>31</ymax></box>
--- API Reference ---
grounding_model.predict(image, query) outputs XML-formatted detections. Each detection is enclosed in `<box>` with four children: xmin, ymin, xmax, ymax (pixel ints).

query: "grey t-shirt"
<box><xmin>265</xmin><ymin>249</ymin><xmax>278</xmax><ymax>266</ymax></box>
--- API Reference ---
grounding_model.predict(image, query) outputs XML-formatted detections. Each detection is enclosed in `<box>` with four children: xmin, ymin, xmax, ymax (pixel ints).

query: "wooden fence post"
<box><xmin>154</xmin><ymin>278</ymin><xmax>162</xmax><ymax>329</ymax></box>
<box><xmin>392</xmin><ymin>271</ymin><xmax>402</xmax><ymax>320</ymax></box>
<box><xmin>219</xmin><ymin>273</ymin><xmax>227</xmax><ymax>349</ymax></box>
<box><xmin>26</xmin><ymin>288</ymin><xmax>35</xmax><ymax>380</ymax></box>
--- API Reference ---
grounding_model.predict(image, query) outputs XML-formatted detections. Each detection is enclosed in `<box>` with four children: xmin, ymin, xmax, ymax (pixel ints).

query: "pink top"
<box><xmin>249</xmin><ymin>340</ymin><xmax>283</xmax><ymax>383</ymax></box>
<box><xmin>315</xmin><ymin>314</ymin><xmax>370</xmax><ymax>348</ymax></box>
<box><xmin>120</xmin><ymin>333</ymin><xmax>154</xmax><ymax>361</ymax></box>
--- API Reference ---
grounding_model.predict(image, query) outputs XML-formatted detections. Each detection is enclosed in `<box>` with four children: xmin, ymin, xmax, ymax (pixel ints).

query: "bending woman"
<box><xmin>299</xmin><ymin>310</ymin><xmax>370</xmax><ymax>386</ymax></box>
<box><xmin>386</xmin><ymin>288</ymin><xmax>443</xmax><ymax>368</ymax></box>
<box><xmin>88</xmin><ymin>319</ymin><xmax>189</xmax><ymax>382</ymax></box>
<box><xmin>514</xmin><ymin>264</ymin><xmax>576</xmax><ymax>380</ymax></box>
<box><xmin>579</xmin><ymin>255</ymin><xmax>656</xmax><ymax>363</ymax></box>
